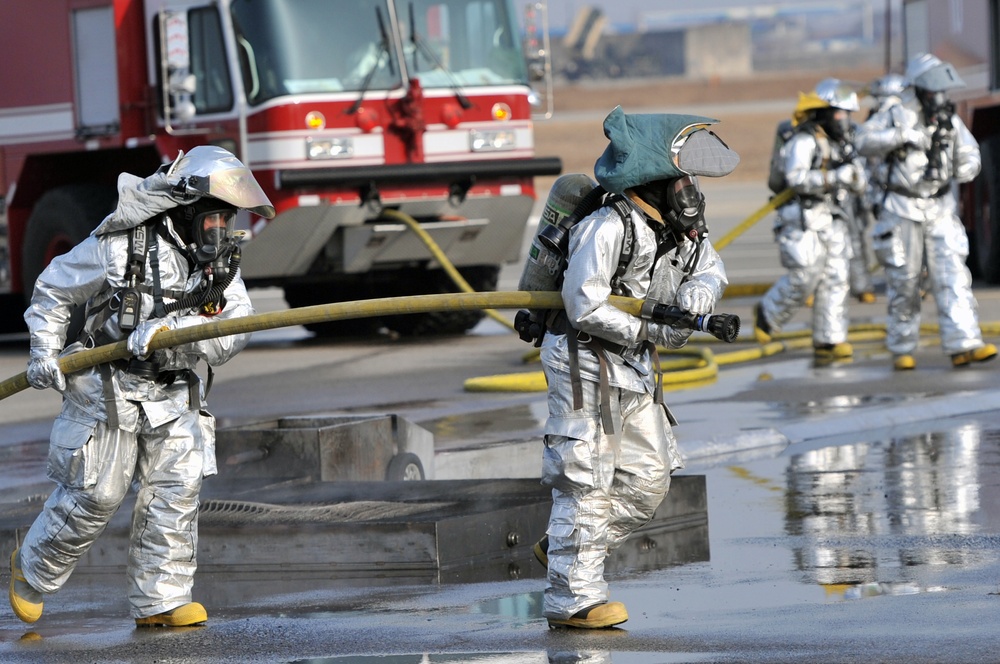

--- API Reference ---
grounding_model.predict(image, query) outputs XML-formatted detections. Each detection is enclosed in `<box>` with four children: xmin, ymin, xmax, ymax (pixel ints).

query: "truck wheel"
<box><xmin>282</xmin><ymin>281</ymin><xmax>382</xmax><ymax>337</ymax></box>
<box><xmin>22</xmin><ymin>185</ymin><xmax>117</xmax><ymax>335</ymax></box>
<box><xmin>972</xmin><ymin>137</ymin><xmax>1000</xmax><ymax>283</ymax></box>
<box><xmin>381</xmin><ymin>265</ymin><xmax>499</xmax><ymax>336</ymax></box>
<box><xmin>386</xmin><ymin>452</ymin><xmax>424</xmax><ymax>481</ymax></box>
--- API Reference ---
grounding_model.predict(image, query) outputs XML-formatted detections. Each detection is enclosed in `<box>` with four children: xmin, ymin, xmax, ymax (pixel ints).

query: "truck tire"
<box><xmin>385</xmin><ymin>452</ymin><xmax>424</xmax><ymax>481</ymax></box>
<box><xmin>381</xmin><ymin>265</ymin><xmax>499</xmax><ymax>337</ymax></box>
<box><xmin>282</xmin><ymin>280</ymin><xmax>383</xmax><ymax>337</ymax></box>
<box><xmin>971</xmin><ymin>137</ymin><xmax>1000</xmax><ymax>283</ymax></box>
<box><xmin>21</xmin><ymin>185</ymin><xmax>117</xmax><ymax>336</ymax></box>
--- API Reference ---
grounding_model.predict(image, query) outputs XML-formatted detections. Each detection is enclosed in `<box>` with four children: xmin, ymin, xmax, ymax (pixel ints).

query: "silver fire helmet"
<box><xmin>814</xmin><ymin>78</ymin><xmax>860</xmax><ymax>112</ymax></box>
<box><xmin>870</xmin><ymin>73</ymin><xmax>907</xmax><ymax>100</ymax></box>
<box><xmin>905</xmin><ymin>53</ymin><xmax>965</xmax><ymax>92</ymax></box>
<box><xmin>162</xmin><ymin>146</ymin><xmax>276</xmax><ymax>219</ymax></box>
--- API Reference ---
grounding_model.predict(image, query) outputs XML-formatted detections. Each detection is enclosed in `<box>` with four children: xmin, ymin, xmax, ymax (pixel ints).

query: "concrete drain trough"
<box><xmin>214</xmin><ymin>413</ymin><xmax>434</xmax><ymax>482</ymax></box>
<box><xmin>0</xmin><ymin>415</ymin><xmax>709</xmax><ymax>600</ymax></box>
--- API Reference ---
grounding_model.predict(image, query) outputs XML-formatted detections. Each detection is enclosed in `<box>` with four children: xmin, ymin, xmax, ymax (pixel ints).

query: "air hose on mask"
<box><xmin>163</xmin><ymin>246</ymin><xmax>242</xmax><ymax>315</ymax></box>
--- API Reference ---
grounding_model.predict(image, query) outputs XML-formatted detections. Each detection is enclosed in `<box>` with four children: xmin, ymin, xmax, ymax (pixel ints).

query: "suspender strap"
<box><xmin>649</xmin><ymin>341</ymin><xmax>663</xmax><ymax>405</ymax></box>
<box><xmin>567</xmin><ymin>330</ymin><xmax>584</xmax><ymax>411</ymax></box>
<box><xmin>148</xmin><ymin>233</ymin><xmax>167</xmax><ymax>319</ymax></box>
<box><xmin>582</xmin><ymin>337</ymin><xmax>616</xmax><ymax>436</ymax></box>
<box><xmin>98</xmin><ymin>363</ymin><xmax>120</xmax><ymax>430</ymax></box>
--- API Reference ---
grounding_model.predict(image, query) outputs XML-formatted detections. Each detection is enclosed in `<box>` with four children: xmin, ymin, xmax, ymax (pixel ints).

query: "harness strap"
<box><xmin>148</xmin><ymin>233</ymin><xmax>167</xmax><ymax>319</ymax></box>
<box><xmin>581</xmin><ymin>337</ymin><xmax>616</xmax><ymax>436</ymax></box>
<box><xmin>567</xmin><ymin>330</ymin><xmax>584</xmax><ymax>411</ymax></box>
<box><xmin>98</xmin><ymin>363</ymin><xmax>119</xmax><ymax>430</ymax></box>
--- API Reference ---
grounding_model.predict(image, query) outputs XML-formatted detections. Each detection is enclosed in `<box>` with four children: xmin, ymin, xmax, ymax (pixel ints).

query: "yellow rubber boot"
<box><xmin>858</xmin><ymin>292</ymin><xmax>876</xmax><ymax>304</ymax></box>
<box><xmin>893</xmin><ymin>354</ymin><xmax>916</xmax><ymax>371</ymax></box>
<box><xmin>951</xmin><ymin>343</ymin><xmax>998</xmax><ymax>367</ymax></box>
<box><xmin>135</xmin><ymin>602</ymin><xmax>208</xmax><ymax>628</ymax></box>
<box><xmin>548</xmin><ymin>602</ymin><xmax>629</xmax><ymax>629</ymax></box>
<box><xmin>814</xmin><ymin>342</ymin><xmax>853</xmax><ymax>360</ymax></box>
<box><xmin>9</xmin><ymin>549</ymin><xmax>43</xmax><ymax>624</ymax></box>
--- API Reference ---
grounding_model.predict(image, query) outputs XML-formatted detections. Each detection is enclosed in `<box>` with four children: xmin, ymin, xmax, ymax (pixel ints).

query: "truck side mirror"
<box><xmin>159</xmin><ymin>10</ymin><xmax>200</xmax><ymax>130</ymax></box>
<box><xmin>523</xmin><ymin>2</ymin><xmax>552</xmax><ymax>119</ymax></box>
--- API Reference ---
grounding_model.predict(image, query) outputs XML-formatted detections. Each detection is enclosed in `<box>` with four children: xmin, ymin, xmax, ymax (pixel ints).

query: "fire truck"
<box><xmin>0</xmin><ymin>0</ymin><xmax>560</xmax><ymax>335</ymax></box>
<box><xmin>900</xmin><ymin>0</ymin><xmax>1000</xmax><ymax>283</ymax></box>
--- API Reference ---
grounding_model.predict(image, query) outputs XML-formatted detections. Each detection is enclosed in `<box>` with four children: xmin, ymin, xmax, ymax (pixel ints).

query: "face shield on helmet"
<box><xmin>906</xmin><ymin>53</ymin><xmax>965</xmax><ymax>93</ymax></box>
<box><xmin>162</xmin><ymin>145</ymin><xmax>276</xmax><ymax>219</ymax></box>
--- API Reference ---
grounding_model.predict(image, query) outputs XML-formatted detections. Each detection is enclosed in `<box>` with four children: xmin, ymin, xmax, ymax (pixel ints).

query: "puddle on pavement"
<box><xmin>771</xmin><ymin>391</ymin><xmax>930</xmax><ymax>419</ymax></box>
<box><xmin>422</xmin><ymin>402</ymin><xmax>548</xmax><ymax>446</ymax></box>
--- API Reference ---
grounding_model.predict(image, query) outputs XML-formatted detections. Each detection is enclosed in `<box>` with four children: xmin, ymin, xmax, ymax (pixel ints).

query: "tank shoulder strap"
<box><xmin>608</xmin><ymin>196</ymin><xmax>636</xmax><ymax>295</ymax></box>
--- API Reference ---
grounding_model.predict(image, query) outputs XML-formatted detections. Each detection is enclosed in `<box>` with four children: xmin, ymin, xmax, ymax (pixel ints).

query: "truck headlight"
<box><xmin>469</xmin><ymin>130</ymin><xmax>516</xmax><ymax>152</ymax></box>
<box><xmin>307</xmin><ymin>137</ymin><xmax>353</xmax><ymax>159</ymax></box>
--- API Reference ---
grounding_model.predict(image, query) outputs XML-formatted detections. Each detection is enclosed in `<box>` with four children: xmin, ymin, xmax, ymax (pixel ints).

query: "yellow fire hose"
<box><xmin>712</xmin><ymin>188</ymin><xmax>793</xmax><ymax>252</ymax></box>
<box><xmin>381</xmin><ymin>209</ymin><xmax>516</xmax><ymax>331</ymax></box>
<box><xmin>0</xmin><ymin>291</ymin><xmax>641</xmax><ymax>402</ymax></box>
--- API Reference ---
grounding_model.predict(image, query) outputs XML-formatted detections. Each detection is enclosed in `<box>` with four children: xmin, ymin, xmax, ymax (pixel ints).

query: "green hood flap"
<box><xmin>594</xmin><ymin>106</ymin><xmax>740</xmax><ymax>194</ymax></box>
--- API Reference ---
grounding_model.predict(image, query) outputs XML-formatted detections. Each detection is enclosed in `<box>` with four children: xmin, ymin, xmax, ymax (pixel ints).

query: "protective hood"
<box><xmin>93</xmin><ymin>146</ymin><xmax>275</xmax><ymax>237</ymax></box>
<box><xmin>92</xmin><ymin>171</ymin><xmax>194</xmax><ymax>236</ymax></box>
<box><xmin>594</xmin><ymin>106</ymin><xmax>740</xmax><ymax>195</ymax></box>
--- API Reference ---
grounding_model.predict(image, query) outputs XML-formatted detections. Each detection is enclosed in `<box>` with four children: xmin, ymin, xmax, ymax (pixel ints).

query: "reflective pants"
<box><xmin>872</xmin><ymin>211</ymin><xmax>983</xmax><ymax>355</ymax></box>
<box><xmin>20</xmin><ymin>408</ymin><xmax>212</xmax><ymax>618</ymax></box>
<box><xmin>759</xmin><ymin>218</ymin><xmax>851</xmax><ymax>345</ymax></box>
<box><xmin>540</xmin><ymin>364</ymin><xmax>681</xmax><ymax>620</ymax></box>
<box><xmin>847</xmin><ymin>205</ymin><xmax>876</xmax><ymax>297</ymax></box>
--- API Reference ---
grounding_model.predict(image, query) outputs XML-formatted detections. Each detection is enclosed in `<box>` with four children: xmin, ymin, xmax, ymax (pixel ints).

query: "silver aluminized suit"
<box><xmin>539</xmin><ymin>200</ymin><xmax>726</xmax><ymax>620</ymax></box>
<box><xmin>759</xmin><ymin>129</ymin><xmax>860</xmax><ymax>345</ymax></box>
<box><xmin>854</xmin><ymin>92</ymin><xmax>983</xmax><ymax>356</ymax></box>
<box><xmin>856</xmin><ymin>89</ymin><xmax>983</xmax><ymax>355</ymax></box>
<box><xmin>846</xmin><ymin>123</ymin><xmax>876</xmax><ymax>299</ymax></box>
<box><xmin>20</xmin><ymin>171</ymin><xmax>252</xmax><ymax>619</ymax></box>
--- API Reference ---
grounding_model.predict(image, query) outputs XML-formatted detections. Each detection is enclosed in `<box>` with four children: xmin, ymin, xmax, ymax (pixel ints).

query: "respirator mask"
<box><xmin>172</xmin><ymin>198</ymin><xmax>239</xmax><ymax>271</ymax></box>
<box><xmin>635</xmin><ymin>175</ymin><xmax>708</xmax><ymax>242</ymax></box>
<box><xmin>816</xmin><ymin>107</ymin><xmax>851</xmax><ymax>142</ymax></box>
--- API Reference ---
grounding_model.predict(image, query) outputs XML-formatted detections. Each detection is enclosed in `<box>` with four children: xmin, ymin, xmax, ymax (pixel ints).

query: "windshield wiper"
<box><xmin>407</xmin><ymin>2</ymin><xmax>472</xmax><ymax>109</ymax></box>
<box><xmin>347</xmin><ymin>6</ymin><xmax>395</xmax><ymax>115</ymax></box>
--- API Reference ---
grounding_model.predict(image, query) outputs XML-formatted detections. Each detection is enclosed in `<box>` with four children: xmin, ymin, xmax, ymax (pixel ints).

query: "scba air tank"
<box><xmin>517</xmin><ymin>173</ymin><xmax>598</xmax><ymax>293</ymax></box>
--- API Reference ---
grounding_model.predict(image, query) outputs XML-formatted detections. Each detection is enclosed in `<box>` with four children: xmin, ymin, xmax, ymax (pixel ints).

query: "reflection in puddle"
<box><xmin>784</xmin><ymin>421</ymin><xmax>996</xmax><ymax>597</ymax></box>
<box><xmin>774</xmin><ymin>392</ymin><xmax>930</xmax><ymax>419</ymax></box>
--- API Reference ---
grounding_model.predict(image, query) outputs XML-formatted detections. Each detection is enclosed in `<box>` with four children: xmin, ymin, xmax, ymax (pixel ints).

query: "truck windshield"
<box><xmin>230</xmin><ymin>0</ymin><xmax>528</xmax><ymax>106</ymax></box>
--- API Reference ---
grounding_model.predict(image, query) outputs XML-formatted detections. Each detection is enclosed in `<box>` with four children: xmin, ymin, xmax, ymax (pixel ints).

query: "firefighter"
<box><xmin>11</xmin><ymin>146</ymin><xmax>274</xmax><ymax>626</ymax></box>
<box><xmin>752</xmin><ymin>78</ymin><xmax>867</xmax><ymax>363</ymax></box>
<box><xmin>532</xmin><ymin>107</ymin><xmax>737</xmax><ymax>629</ymax></box>
<box><xmin>855</xmin><ymin>53</ymin><xmax>997</xmax><ymax>371</ymax></box>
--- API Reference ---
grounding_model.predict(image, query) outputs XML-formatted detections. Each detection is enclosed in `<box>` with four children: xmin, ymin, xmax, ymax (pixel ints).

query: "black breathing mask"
<box><xmin>816</xmin><ymin>107</ymin><xmax>851</xmax><ymax>142</ymax></box>
<box><xmin>172</xmin><ymin>199</ymin><xmax>239</xmax><ymax>270</ymax></box>
<box><xmin>635</xmin><ymin>176</ymin><xmax>708</xmax><ymax>242</ymax></box>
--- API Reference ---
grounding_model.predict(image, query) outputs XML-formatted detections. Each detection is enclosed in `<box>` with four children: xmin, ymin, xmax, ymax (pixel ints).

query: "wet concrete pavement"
<box><xmin>4</xmin><ymin>180</ymin><xmax>1000</xmax><ymax>660</ymax></box>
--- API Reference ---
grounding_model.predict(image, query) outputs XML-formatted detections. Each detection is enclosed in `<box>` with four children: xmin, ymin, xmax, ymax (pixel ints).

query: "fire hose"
<box><xmin>0</xmin><ymin>291</ymin><xmax>697</xmax><ymax>402</ymax></box>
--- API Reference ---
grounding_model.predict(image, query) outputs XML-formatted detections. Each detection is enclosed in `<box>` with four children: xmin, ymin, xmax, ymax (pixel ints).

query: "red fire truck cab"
<box><xmin>0</xmin><ymin>0</ymin><xmax>559</xmax><ymax>335</ymax></box>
